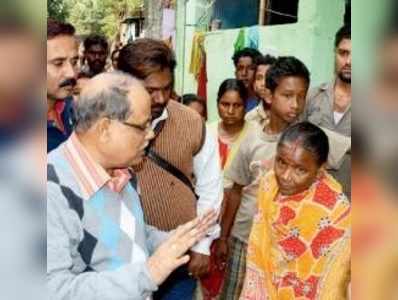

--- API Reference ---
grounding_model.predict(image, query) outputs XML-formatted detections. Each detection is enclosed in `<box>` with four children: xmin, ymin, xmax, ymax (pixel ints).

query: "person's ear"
<box><xmin>96</xmin><ymin>118</ymin><xmax>112</xmax><ymax>143</ymax></box>
<box><xmin>317</xmin><ymin>163</ymin><xmax>327</xmax><ymax>179</ymax></box>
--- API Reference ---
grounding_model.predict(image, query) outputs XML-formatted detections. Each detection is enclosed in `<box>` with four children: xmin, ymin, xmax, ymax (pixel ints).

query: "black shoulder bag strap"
<box><xmin>146</xmin><ymin>119</ymin><xmax>199</xmax><ymax>200</ymax></box>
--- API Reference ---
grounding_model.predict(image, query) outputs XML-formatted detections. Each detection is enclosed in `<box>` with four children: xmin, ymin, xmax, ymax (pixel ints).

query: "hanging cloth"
<box><xmin>189</xmin><ymin>32</ymin><xmax>205</xmax><ymax>78</ymax></box>
<box><xmin>247</xmin><ymin>26</ymin><xmax>260</xmax><ymax>49</ymax></box>
<box><xmin>197</xmin><ymin>53</ymin><xmax>207</xmax><ymax>101</ymax></box>
<box><xmin>233</xmin><ymin>28</ymin><xmax>246</xmax><ymax>53</ymax></box>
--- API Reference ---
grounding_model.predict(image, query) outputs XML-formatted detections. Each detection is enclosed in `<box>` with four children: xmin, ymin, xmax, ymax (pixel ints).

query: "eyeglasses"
<box><xmin>122</xmin><ymin>121</ymin><xmax>151</xmax><ymax>133</ymax></box>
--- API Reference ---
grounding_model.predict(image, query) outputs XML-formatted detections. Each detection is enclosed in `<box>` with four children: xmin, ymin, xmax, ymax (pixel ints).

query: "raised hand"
<box><xmin>146</xmin><ymin>210</ymin><xmax>217</xmax><ymax>285</ymax></box>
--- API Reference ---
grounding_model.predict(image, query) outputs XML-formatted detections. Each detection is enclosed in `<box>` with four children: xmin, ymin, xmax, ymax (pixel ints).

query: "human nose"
<box><xmin>94</xmin><ymin>53</ymin><xmax>103</xmax><ymax>59</ymax></box>
<box><xmin>281</xmin><ymin>167</ymin><xmax>293</xmax><ymax>181</ymax></box>
<box><xmin>290</xmin><ymin>97</ymin><xmax>298</xmax><ymax>110</ymax></box>
<box><xmin>64</xmin><ymin>61</ymin><xmax>76</xmax><ymax>79</ymax></box>
<box><xmin>152</xmin><ymin>90</ymin><xmax>167</xmax><ymax>105</ymax></box>
<box><xmin>346</xmin><ymin>53</ymin><xmax>352</xmax><ymax>66</ymax></box>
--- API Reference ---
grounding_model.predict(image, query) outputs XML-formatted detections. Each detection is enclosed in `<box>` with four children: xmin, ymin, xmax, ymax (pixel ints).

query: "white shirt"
<box><xmin>333</xmin><ymin>111</ymin><xmax>345</xmax><ymax>125</ymax></box>
<box><xmin>152</xmin><ymin>108</ymin><xmax>223</xmax><ymax>255</ymax></box>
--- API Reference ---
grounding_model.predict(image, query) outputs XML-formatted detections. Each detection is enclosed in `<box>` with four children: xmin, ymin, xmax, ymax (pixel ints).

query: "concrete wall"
<box><xmin>176</xmin><ymin>0</ymin><xmax>346</xmax><ymax>122</ymax></box>
<box><xmin>353</xmin><ymin>0</ymin><xmax>388</xmax><ymax>82</ymax></box>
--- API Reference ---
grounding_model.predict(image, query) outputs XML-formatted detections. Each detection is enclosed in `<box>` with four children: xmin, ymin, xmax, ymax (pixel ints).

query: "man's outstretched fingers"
<box><xmin>175</xmin><ymin>254</ymin><xmax>190</xmax><ymax>268</ymax></box>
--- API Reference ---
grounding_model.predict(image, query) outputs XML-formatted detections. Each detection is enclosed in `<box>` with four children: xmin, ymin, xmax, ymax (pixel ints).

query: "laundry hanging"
<box><xmin>189</xmin><ymin>32</ymin><xmax>206</xmax><ymax>78</ymax></box>
<box><xmin>233</xmin><ymin>26</ymin><xmax>260</xmax><ymax>54</ymax></box>
<box><xmin>233</xmin><ymin>28</ymin><xmax>246</xmax><ymax>53</ymax></box>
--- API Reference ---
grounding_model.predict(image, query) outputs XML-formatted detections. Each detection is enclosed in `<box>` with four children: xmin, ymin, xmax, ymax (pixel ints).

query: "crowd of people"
<box><xmin>47</xmin><ymin>17</ymin><xmax>351</xmax><ymax>300</ymax></box>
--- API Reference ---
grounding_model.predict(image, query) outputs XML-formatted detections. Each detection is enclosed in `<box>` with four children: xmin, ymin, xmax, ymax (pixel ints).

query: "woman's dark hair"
<box><xmin>182</xmin><ymin>93</ymin><xmax>207</xmax><ymax>119</ymax></box>
<box><xmin>266</xmin><ymin>56</ymin><xmax>310</xmax><ymax>93</ymax></box>
<box><xmin>278</xmin><ymin>122</ymin><xmax>329</xmax><ymax>166</ymax></box>
<box><xmin>217</xmin><ymin>79</ymin><xmax>248</xmax><ymax>104</ymax></box>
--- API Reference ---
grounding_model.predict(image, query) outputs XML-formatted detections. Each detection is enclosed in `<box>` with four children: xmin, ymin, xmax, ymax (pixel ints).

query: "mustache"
<box><xmin>59</xmin><ymin>78</ymin><xmax>77</xmax><ymax>88</ymax></box>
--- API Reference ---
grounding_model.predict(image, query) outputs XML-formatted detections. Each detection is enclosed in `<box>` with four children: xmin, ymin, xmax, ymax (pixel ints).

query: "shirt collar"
<box><xmin>47</xmin><ymin>100</ymin><xmax>66</xmax><ymax>131</ymax></box>
<box><xmin>322</xmin><ymin>79</ymin><xmax>351</xmax><ymax>113</ymax></box>
<box><xmin>151</xmin><ymin>107</ymin><xmax>169</xmax><ymax>129</ymax></box>
<box><xmin>254</xmin><ymin>103</ymin><xmax>270</xmax><ymax>126</ymax></box>
<box><xmin>257</xmin><ymin>103</ymin><xmax>268</xmax><ymax>119</ymax></box>
<box><xmin>63</xmin><ymin>132</ymin><xmax>131</xmax><ymax>200</ymax></box>
<box><xmin>319</xmin><ymin>81</ymin><xmax>334</xmax><ymax>92</ymax></box>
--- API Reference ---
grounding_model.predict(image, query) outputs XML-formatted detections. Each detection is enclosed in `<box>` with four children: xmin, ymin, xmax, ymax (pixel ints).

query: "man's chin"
<box><xmin>90</xmin><ymin>64</ymin><xmax>105</xmax><ymax>73</ymax></box>
<box><xmin>130</xmin><ymin>156</ymin><xmax>144</xmax><ymax>166</ymax></box>
<box><xmin>49</xmin><ymin>91</ymin><xmax>72</xmax><ymax>101</ymax></box>
<box><xmin>151</xmin><ymin>108</ymin><xmax>165</xmax><ymax>120</ymax></box>
<box><xmin>338</xmin><ymin>73</ymin><xmax>351</xmax><ymax>84</ymax></box>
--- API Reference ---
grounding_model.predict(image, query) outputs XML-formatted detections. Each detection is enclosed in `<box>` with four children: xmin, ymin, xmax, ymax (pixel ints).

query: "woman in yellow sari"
<box><xmin>240</xmin><ymin>122</ymin><xmax>351</xmax><ymax>300</ymax></box>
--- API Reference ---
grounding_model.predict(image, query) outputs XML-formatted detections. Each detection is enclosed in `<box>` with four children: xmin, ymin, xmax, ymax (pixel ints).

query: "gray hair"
<box><xmin>74</xmin><ymin>71</ymin><xmax>142</xmax><ymax>132</ymax></box>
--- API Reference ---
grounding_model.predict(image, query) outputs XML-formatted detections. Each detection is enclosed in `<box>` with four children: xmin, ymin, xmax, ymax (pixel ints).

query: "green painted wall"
<box><xmin>176</xmin><ymin>0</ymin><xmax>346</xmax><ymax>122</ymax></box>
<box><xmin>353</xmin><ymin>0</ymin><xmax>389</xmax><ymax>82</ymax></box>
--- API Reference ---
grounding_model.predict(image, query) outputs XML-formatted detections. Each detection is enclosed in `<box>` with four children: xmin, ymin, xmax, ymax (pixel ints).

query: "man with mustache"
<box><xmin>304</xmin><ymin>25</ymin><xmax>351</xmax><ymax>136</ymax></box>
<box><xmin>117</xmin><ymin>39</ymin><xmax>223</xmax><ymax>300</ymax></box>
<box><xmin>47</xmin><ymin>19</ymin><xmax>79</xmax><ymax>152</ymax></box>
<box><xmin>81</xmin><ymin>34</ymin><xmax>109</xmax><ymax>78</ymax></box>
<box><xmin>304</xmin><ymin>25</ymin><xmax>352</xmax><ymax>196</ymax></box>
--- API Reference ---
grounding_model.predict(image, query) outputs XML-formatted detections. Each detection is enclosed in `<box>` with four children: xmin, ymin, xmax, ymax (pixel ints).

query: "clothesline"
<box><xmin>264</xmin><ymin>8</ymin><xmax>298</xmax><ymax>19</ymax></box>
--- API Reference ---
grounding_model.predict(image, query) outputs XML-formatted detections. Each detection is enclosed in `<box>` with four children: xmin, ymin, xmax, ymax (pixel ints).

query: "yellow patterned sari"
<box><xmin>240</xmin><ymin>170</ymin><xmax>351</xmax><ymax>300</ymax></box>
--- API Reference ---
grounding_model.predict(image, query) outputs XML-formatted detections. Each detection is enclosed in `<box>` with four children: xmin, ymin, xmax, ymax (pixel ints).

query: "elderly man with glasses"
<box><xmin>47</xmin><ymin>71</ymin><xmax>216</xmax><ymax>300</ymax></box>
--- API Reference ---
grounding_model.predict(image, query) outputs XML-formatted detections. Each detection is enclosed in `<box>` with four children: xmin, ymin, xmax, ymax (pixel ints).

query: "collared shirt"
<box><xmin>304</xmin><ymin>80</ymin><xmax>352</xmax><ymax>197</ymax></box>
<box><xmin>225</xmin><ymin>123</ymin><xmax>280</xmax><ymax>243</ymax></box>
<box><xmin>48</xmin><ymin>100</ymin><xmax>66</xmax><ymax>132</ymax></box>
<box><xmin>47</xmin><ymin>134</ymin><xmax>168</xmax><ymax>299</ymax></box>
<box><xmin>245</xmin><ymin>96</ymin><xmax>259</xmax><ymax>113</ymax></box>
<box><xmin>151</xmin><ymin>107</ymin><xmax>223</xmax><ymax>255</ymax></box>
<box><xmin>47</xmin><ymin>97</ymin><xmax>75</xmax><ymax>153</ymax></box>
<box><xmin>304</xmin><ymin>80</ymin><xmax>351</xmax><ymax>137</ymax></box>
<box><xmin>63</xmin><ymin>132</ymin><xmax>132</xmax><ymax>199</ymax></box>
<box><xmin>245</xmin><ymin>102</ymin><xmax>270</xmax><ymax>127</ymax></box>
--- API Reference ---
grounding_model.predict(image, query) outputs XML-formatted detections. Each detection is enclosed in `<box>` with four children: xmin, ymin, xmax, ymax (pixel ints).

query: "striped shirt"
<box><xmin>63</xmin><ymin>132</ymin><xmax>132</xmax><ymax>199</ymax></box>
<box><xmin>47</xmin><ymin>133</ymin><xmax>168</xmax><ymax>300</ymax></box>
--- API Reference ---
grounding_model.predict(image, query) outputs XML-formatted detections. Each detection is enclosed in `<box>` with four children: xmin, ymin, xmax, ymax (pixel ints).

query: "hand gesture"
<box><xmin>146</xmin><ymin>210</ymin><xmax>217</xmax><ymax>285</ymax></box>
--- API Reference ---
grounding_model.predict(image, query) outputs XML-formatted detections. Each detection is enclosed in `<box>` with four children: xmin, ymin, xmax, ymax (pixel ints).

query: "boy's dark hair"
<box><xmin>255</xmin><ymin>54</ymin><xmax>277</xmax><ymax>67</ymax></box>
<box><xmin>232</xmin><ymin>48</ymin><xmax>263</xmax><ymax>67</ymax></box>
<box><xmin>84</xmin><ymin>34</ymin><xmax>109</xmax><ymax>51</ymax></box>
<box><xmin>217</xmin><ymin>79</ymin><xmax>248</xmax><ymax>104</ymax></box>
<box><xmin>278</xmin><ymin>122</ymin><xmax>329</xmax><ymax>166</ymax></box>
<box><xmin>335</xmin><ymin>25</ymin><xmax>351</xmax><ymax>48</ymax></box>
<box><xmin>182</xmin><ymin>93</ymin><xmax>203</xmax><ymax>105</ymax></box>
<box><xmin>117</xmin><ymin>38</ymin><xmax>177</xmax><ymax>80</ymax></box>
<box><xmin>47</xmin><ymin>18</ymin><xmax>75</xmax><ymax>40</ymax></box>
<box><xmin>182</xmin><ymin>93</ymin><xmax>207</xmax><ymax>119</ymax></box>
<box><xmin>266</xmin><ymin>56</ymin><xmax>310</xmax><ymax>93</ymax></box>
